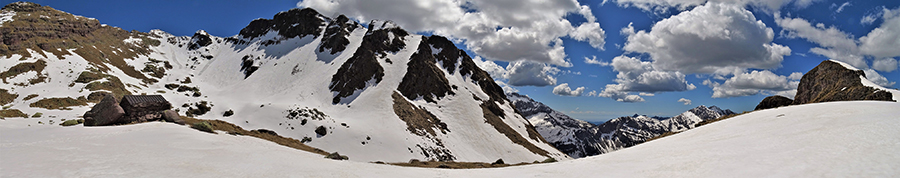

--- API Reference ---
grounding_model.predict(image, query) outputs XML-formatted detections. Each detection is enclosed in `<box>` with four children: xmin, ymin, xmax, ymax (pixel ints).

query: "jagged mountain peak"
<box><xmin>0</xmin><ymin>2</ymin><xmax>568</xmax><ymax>163</ymax></box>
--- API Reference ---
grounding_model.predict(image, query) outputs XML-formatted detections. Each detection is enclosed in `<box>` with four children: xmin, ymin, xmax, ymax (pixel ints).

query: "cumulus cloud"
<box><xmin>552</xmin><ymin>83</ymin><xmax>586</xmax><ymax>96</ymax></box>
<box><xmin>705</xmin><ymin>70</ymin><xmax>801</xmax><ymax>98</ymax></box>
<box><xmin>606</xmin><ymin>55</ymin><xmax>696</xmax><ymax>93</ymax></box>
<box><xmin>623</xmin><ymin>3</ymin><xmax>790</xmax><ymax>75</ymax></box>
<box><xmin>677</xmin><ymin>98</ymin><xmax>692</xmax><ymax>105</ymax></box>
<box><xmin>610</xmin><ymin>0</ymin><xmax>821</xmax><ymax>14</ymax></box>
<box><xmin>859</xmin><ymin>7</ymin><xmax>900</xmax><ymax>60</ymax></box>
<box><xmin>472</xmin><ymin>56</ymin><xmax>508</xmax><ymax>80</ymax></box>
<box><xmin>584</xmin><ymin>56</ymin><xmax>610</xmax><ymax>66</ymax></box>
<box><xmin>495</xmin><ymin>81</ymin><xmax>519</xmax><ymax>93</ymax></box>
<box><xmin>863</xmin><ymin>69</ymin><xmax>897</xmax><ymax>87</ymax></box>
<box><xmin>298</xmin><ymin>0</ymin><xmax>605</xmax><ymax>67</ymax></box>
<box><xmin>505</xmin><ymin>60</ymin><xmax>559</xmax><ymax>86</ymax></box>
<box><xmin>776</xmin><ymin>6</ymin><xmax>900</xmax><ymax>75</ymax></box>
<box><xmin>872</xmin><ymin>58</ymin><xmax>898</xmax><ymax>72</ymax></box>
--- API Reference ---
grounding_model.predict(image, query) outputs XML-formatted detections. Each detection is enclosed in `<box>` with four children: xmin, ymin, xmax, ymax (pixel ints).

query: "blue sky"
<box><xmin>23</xmin><ymin>0</ymin><xmax>899</xmax><ymax>122</ymax></box>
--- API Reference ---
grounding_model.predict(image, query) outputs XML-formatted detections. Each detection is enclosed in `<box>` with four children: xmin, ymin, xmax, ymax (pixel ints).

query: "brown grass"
<box><xmin>695</xmin><ymin>111</ymin><xmax>750</xmax><ymax>128</ymax></box>
<box><xmin>28</xmin><ymin>97</ymin><xmax>88</xmax><ymax>110</ymax></box>
<box><xmin>0</xmin><ymin>60</ymin><xmax>46</xmax><ymax>83</ymax></box>
<box><xmin>387</xmin><ymin>160</ymin><xmax>536</xmax><ymax>169</ymax></box>
<box><xmin>0</xmin><ymin>89</ymin><xmax>17</xmax><ymax>106</ymax></box>
<box><xmin>480</xmin><ymin>102</ymin><xmax>551</xmax><ymax>157</ymax></box>
<box><xmin>23</xmin><ymin>94</ymin><xmax>39</xmax><ymax>101</ymax></box>
<box><xmin>0</xmin><ymin>109</ymin><xmax>28</xmax><ymax>118</ymax></box>
<box><xmin>179</xmin><ymin>117</ymin><xmax>330</xmax><ymax>156</ymax></box>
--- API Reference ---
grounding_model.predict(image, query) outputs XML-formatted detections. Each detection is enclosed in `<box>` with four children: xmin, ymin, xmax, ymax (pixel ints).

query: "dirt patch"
<box><xmin>1</xmin><ymin>2</ymin><xmax>158</xmax><ymax>84</ymax></box>
<box><xmin>0</xmin><ymin>89</ymin><xmax>17</xmax><ymax>106</ymax></box>
<box><xmin>387</xmin><ymin>160</ymin><xmax>537</xmax><ymax>169</ymax></box>
<box><xmin>0</xmin><ymin>60</ymin><xmax>46</xmax><ymax>84</ymax></box>
<box><xmin>23</xmin><ymin>94</ymin><xmax>38</xmax><ymax>101</ymax></box>
<box><xmin>391</xmin><ymin>92</ymin><xmax>449</xmax><ymax>136</ymax></box>
<box><xmin>29</xmin><ymin>97</ymin><xmax>88</xmax><ymax>110</ymax></box>
<box><xmin>179</xmin><ymin>117</ymin><xmax>330</xmax><ymax>156</ymax></box>
<box><xmin>0</xmin><ymin>109</ymin><xmax>27</xmax><ymax>118</ymax></box>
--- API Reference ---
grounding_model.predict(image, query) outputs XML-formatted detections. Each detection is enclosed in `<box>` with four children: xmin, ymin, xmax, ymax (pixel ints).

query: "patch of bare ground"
<box><xmin>29</xmin><ymin>97</ymin><xmax>88</xmax><ymax>110</ymax></box>
<box><xmin>0</xmin><ymin>89</ymin><xmax>17</xmax><ymax>105</ymax></box>
<box><xmin>391</xmin><ymin>92</ymin><xmax>448</xmax><ymax>136</ymax></box>
<box><xmin>0</xmin><ymin>109</ymin><xmax>28</xmax><ymax>118</ymax></box>
<box><xmin>179</xmin><ymin>116</ymin><xmax>330</xmax><ymax>156</ymax></box>
<box><xmin>386</xmin><ymin>158</ymin><xmax>557</xmax><ymax>169</ymax></box>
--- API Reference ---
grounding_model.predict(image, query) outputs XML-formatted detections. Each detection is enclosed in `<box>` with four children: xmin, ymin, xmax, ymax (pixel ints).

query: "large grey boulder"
<box><xmin>162</xmin><ymin>110</ymin><xmax>184</xmax><ymax>125</ymax></box>
<box><xmin>83</xmin><ymin>95</ymin><xmax>125</xmax><ymax>126</ymax></box>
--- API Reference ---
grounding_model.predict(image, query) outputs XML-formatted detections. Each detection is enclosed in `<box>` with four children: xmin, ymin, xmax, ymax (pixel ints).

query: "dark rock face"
<box><xmin>238</xmin><ymin>8</ymin><xmax>326</xmax><ymax>39</ymax></box>
<box><xmin>755</xmin><ymin>95</ymin><xmax>794</xmax><ymax>110</ymax></box>
<box><xmin>329</xmin><ymin>21</ymin><xmax>408</xmax><ymax>104</ymax></box>
<box><xmin>187</xmin><ymin>31</ymin><xmax>212</xmax><ymax>50</ymax></box>
<box><xmin>318</xmin><ymin>15</ymin><xmax>360</xmax><ymax>55</ymax></box>
<box><xmin>83</xmin><ymin>94</ymin><xmax>125</xmax><ymax>126</ymax></box>
<box><xmin>398</xmin><ymin>36</ymin><xmax>456</xmax><ymax>103</ymax></box>
<box><xmin>240</xmin><ymin>55</ymin><xmax>259</xmax><ymax>79</ymax></box>
<box><xmin>793</xmin><ymin>60</ymin><xmax>894</xmax><ymax>105</ymax></box>
<box><xmin>391</xmin><ymin>92</ymin><xmax>449</xmax><ymax>136</ymax></box>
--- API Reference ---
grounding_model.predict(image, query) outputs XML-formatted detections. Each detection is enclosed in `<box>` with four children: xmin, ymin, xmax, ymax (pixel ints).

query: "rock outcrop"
<box><xmin>755</xmin><ymin>60</ymin><xmax>895</xmax><ymax>111</ymax></box>
<box><xmin>83</xmin><ymin>94</ymin><xmax>125</xmax><ymax>126</ymax></box>
<box><xmin>794</xmin><ymin>60</ymin><xmax>894</xmax><ymax>104</ymax></box>
<box><xmin>755</xmin><ymin>95</ymin><xmax>793</xmax><ymax>110</ymax></box>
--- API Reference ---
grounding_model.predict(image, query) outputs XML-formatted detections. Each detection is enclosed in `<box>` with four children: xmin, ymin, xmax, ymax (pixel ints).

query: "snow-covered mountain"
<box><xmin>0</xmin><ymin>2</ymin><xmax>567</xmax><ymax>163</ymax></box>
<box><xmin>508</xmin><ymin>93</ymin><xmax>735</xmax><ymax>158</ymax></box>
<box><xmin>5</xmin><ymin>101</ymin><xmax>898</xmax><ymax>177</ymax></box>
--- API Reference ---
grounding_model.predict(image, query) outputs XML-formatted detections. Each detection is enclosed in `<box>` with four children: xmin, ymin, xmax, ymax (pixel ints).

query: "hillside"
<box><xmin>0</xmin><ymin>2</ymin><xmax>566</xmax><ymax>163</ymax></box>
<box><xmin>3</xmin><ymin>101</ymin><xmax>897</xmax><ymax>177</ymax></box>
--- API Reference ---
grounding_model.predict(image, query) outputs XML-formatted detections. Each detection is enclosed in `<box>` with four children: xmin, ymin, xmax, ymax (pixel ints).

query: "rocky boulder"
<box><xmin>793</xmin><ymin>60</ymin><xmax>893</xmax><ymax>105</ymax></box>
<box><xmin>163</xmin><ymin>110</ymin><xmax>184</xmax><ymax>125</ymax></box>
<box><xmin>755</xmin><ymin>95</ymin><xmax>794</xmax><ymax>110</ymax></box>
<box><xmin>83</xmin><ymin>94</ymin><xmax>125</xmax><ymax>126</ymax></box>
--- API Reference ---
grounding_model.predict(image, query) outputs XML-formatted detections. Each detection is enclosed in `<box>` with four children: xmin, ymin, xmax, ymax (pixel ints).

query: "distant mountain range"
<box><xmin>508</xmin><ymin>93</ymin><xmax>735</xmax><ymax>158</ymax></box>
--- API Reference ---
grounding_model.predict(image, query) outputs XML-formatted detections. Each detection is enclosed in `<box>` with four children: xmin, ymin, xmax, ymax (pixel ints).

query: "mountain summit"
<box><xmin>0</xmin><ymin>2</ymin><xmax>567</xmax><ymax>163</ymax></box>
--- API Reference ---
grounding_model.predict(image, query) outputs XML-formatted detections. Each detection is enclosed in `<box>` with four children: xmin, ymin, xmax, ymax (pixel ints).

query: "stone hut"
<box><xmin>84</xmin><ymin>94</ymin><xmax>182</xmax><ymax>126</ymax></box>
<box><xmin>119</xmin><ymin>95</ymin><xmax>172</xmax><ymax>123</ymax></box>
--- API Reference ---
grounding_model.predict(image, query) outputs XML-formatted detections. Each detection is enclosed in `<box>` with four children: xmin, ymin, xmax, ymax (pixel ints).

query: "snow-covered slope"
<box><xmin>0</xmin><ymin>2</ymin><xmax>566</xmax><ymax>163</ymax></box>
<box><xmin>508</xmin><ymin>93</ymin><xmax>734</xmax><ymax>158</ymax></box>
<box><xmin>4</xmin><ymin>101</ymin><xmax>898</xmax><ymax>177</ymax></box>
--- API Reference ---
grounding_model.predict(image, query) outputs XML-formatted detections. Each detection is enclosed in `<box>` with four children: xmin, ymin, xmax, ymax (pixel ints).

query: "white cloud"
<box><xmin>861</xmin><ymin>14</ymin><xmax>878</xmax><ymax>25</ymax></box>
<box><xmin>495</xmin><ymin>80</ymin><xmax>519</xmax><ymax>93</ymax></box>
<box><xmin>859</xmin><ymin>7</ymin><xmax>900</xmax><ymax>60</ymax></box>
<box><xmin>872</xmin><ymin>58</ymin><xmax>898</xmax><ymax>72</ymax></box>
<box><xmin>639</xmin><ymin>92</ymin><xmax>655</xmax><ymax>96</ymax></box>
<box><xmin>584</xmin><ymin>56</ymin><xmax>610</xmax><ymax>66</ymax></box>
<box><xmin>863</xmin><ymin>69</ymin><xmax>897</xmax><ymax>87</ymax></box>
<box><xmin>832</xmin><ymin>2</ymin><xmax>850</xmax><ymax>13</ymax></box>
<box><xmin>677</xmin><ymin>98</ymin><xmax>692</xmax><ymax>105</ymax></box>
<box><xmin>706</xmin><ymin>70</ymin><xmax>800</xmax><ymax>98</ymax></box>
<box><xmin>586</xmin><ymin>90</ymin><xmax>598</xmax><ymax>97</ymax></box>
<box><xmin>610</xmin><ymin>0</ymin><xmax>821</xmax><ymax>14</ymax></box>
<box><xmin>472</xmin><ymin>56</ymin><xmax>508</xmax><ymax>80</ymax></box>
<box><xmin>298</xmin><ymin>0</ymin><xmax>605</xmax><ymax>67</ymax></box>
<box><xmin>623</xmin><ymin>3</ymin><xmax>790</xmax><ymax>75</ymax></box>
<box><xmin>505</xmin><ymin>60</ymin><xmax>558</xmax><ymax>86</ymax></box>
<box><xmin>608</xmin><ymin>55</ymin><xmax>696</xmax><ymax>93</ymax></box>
<box><xmin>552</xmin><ymin>83</ymin><xmax>586</xmax><ymax>96</ymax></box>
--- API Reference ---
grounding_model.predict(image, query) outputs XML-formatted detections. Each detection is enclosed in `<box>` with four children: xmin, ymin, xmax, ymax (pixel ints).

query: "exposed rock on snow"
<box><xmin>794</xmin><ymin>60</ymin><xmax>894</xmax><ymax>104</ymax></box>
<box><xmin>83</xmin><ymin>94</ymin><xmax>124</xmax><ymax>126</ymax></box>
<box><xmin>755</xmin><ymin>95</ymin><xmax>793</xmax><ymax>110</ymax></box>
<box><xmin>0</xmin><ymin>2</ymin><xmax>567</xmax><ymax>163</ymax></box>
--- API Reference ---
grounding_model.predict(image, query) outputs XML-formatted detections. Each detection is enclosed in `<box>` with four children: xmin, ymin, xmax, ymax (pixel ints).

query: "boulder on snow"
<box><xmin>162</xmin><ymin>110</ymin><xmax>184</xmax><ymax>125</ymax></box>
<box><xmin>83</xmin><ymin>94</ymin><xmax>125</xmax><ymax>126</ymax></box>
<box><xmin>755</xmin><ymin>95</ymin><xmax>794</xmax><ymax>110</ymax></box>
